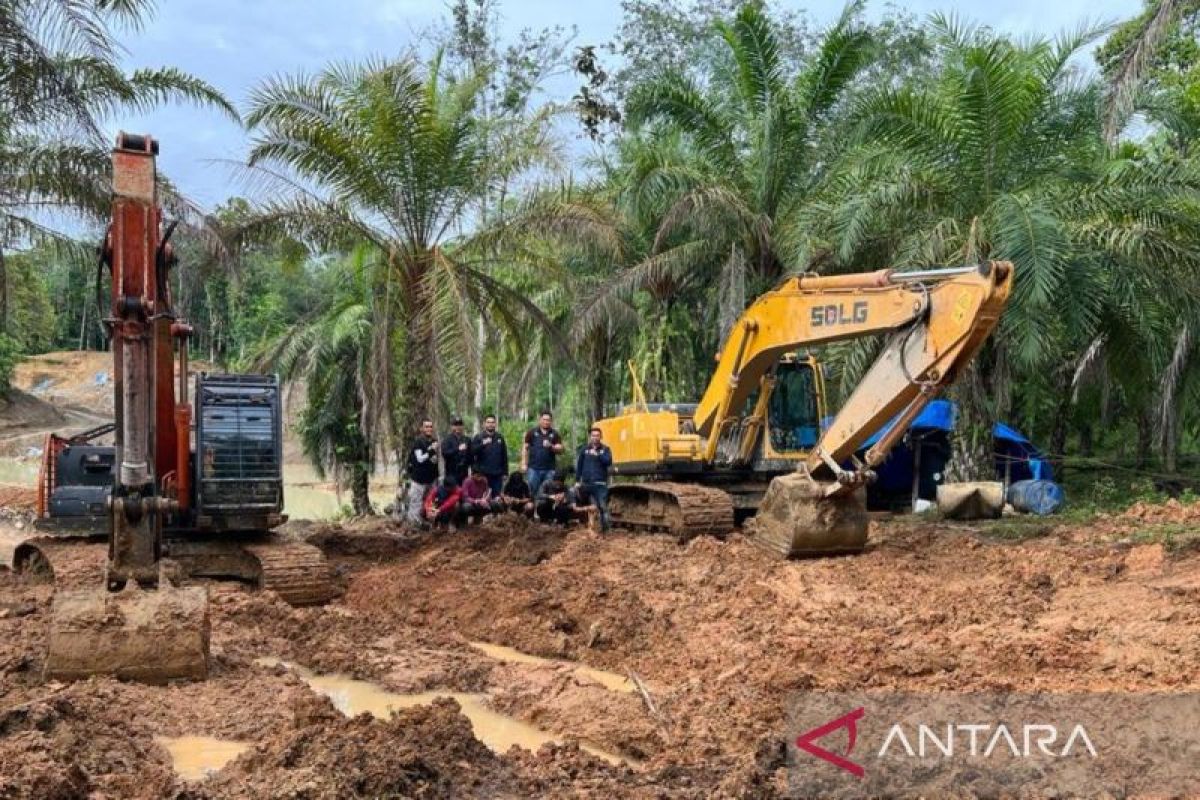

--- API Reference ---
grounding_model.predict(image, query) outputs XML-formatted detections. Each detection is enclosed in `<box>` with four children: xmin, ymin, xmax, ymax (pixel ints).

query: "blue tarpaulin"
<box><xmin>827</xmin><ymin>400</ymin><xmax>1052</xmax><ymax>508</ymax></box>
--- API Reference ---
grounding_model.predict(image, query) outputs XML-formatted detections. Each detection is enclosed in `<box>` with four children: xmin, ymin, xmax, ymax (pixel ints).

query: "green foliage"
<box><xmin>5</xmin><ymin>0</ymin><xmax>1200</xmax><ymax>501</ymax></box>
<box><xmin>0</xmin><ymin>333</ymin><xmax>20</xmax><ymax>394</ymax></box>
<box><xmin>258</xmin><ymin>247</ymin><xmax>383</xmax><ymax>514</ymax></box>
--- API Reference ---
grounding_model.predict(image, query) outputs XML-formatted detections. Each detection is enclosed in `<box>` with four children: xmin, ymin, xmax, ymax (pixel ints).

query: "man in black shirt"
<box><xmin>471</xmin><ymin>414</ymin><xmax>509</xmax><ymax>497</ymax></box>
<box><xmin>442</xmin><ymin>417</ymin><xmax>472</xmax><ymax>484</ymax></box>
<box><xmin>535</xmin><ymin>471</ymin><xmax>577</xmax><ymax>526</ymax></box>
<box><xmin>403</xmin><ymin>418</ymin><xmax>439</xmax><ymax>524</ymax></box>
<box><xmin>521</xmin><ymin>410</ymin><xmax>563</xmax><ymax>497</ymax></box>
<box><xmin>500</xmin><ymin>472</ymin><xmax>533</xmax><ymax>516</ymax></box>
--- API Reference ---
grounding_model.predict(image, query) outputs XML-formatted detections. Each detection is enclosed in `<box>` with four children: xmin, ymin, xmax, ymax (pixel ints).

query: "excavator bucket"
<box><xmin>44</xmin><ymin>585</ymin><xmax>209</xmax><ymax>683</ymax></box>
<box><xmin>752</xmin><ymin>474</ymin><xmax>869</xmax><ymax>558</ymax></box>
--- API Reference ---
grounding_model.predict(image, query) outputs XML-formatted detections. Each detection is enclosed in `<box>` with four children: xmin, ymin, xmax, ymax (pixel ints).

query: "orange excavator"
<box><xmin>594</xmin><ymin>261</ymin><xmax>1013</xmax><ymax>556</ymax></box>
<box><xmin>13</xmin><ymin>134</ymin><xmax>334</xmax><ymax>683</ymax></box>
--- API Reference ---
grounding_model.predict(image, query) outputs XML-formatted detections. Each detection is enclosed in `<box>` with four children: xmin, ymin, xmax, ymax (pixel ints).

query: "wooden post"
<box><xmin>911</xmin><ymin>434</ymin><xmax>922</xmax><ymax>512</ymax></box>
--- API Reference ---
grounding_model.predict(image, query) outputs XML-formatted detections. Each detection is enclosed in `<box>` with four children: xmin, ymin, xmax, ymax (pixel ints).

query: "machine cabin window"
<box><xmin>768</xmin><ymin>362</ymin><xmax>820</xmax><ymax>451</ymax></box>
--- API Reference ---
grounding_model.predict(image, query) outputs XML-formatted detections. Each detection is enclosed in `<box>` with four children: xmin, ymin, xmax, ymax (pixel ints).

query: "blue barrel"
<box><xmin>1007</xmin><ymin>479</ymin><xmax>1065</xmax><ymax>516</ymax></box>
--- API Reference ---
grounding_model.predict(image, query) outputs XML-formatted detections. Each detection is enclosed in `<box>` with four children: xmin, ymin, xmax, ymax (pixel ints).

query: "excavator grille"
<box><xmin>195</xmin><ymin>374</ymin><xmax>283</xmax><ymax>513</ymax></box>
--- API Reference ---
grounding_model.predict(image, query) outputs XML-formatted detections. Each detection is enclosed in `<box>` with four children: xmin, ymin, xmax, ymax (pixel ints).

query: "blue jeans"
<box><xmin>527</xmin><ymin>468</ymin><xmax>554</xmax><ymax>498</ymax></box>
<box><xmin>486</xmin><ymin>474</ymin><xmax>505</xmax><ymax>497</ymax></box>
<box><xmin>579</xmin><ymin>482</ymin><xmax>610</xmax><ymax>531</ymax></box>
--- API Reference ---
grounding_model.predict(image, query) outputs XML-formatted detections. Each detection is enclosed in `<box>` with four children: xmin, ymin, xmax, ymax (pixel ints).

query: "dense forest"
<box><xmin>3</xmin><ymin>0</ymin><xmax>1200</xmax><ymax>511</ymax></box>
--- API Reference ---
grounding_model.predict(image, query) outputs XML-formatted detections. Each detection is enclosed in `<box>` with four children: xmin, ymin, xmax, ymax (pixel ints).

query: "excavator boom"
<box><xmin>694</xmin><ymin>262</ymin><xmax>1012</xmax><ymax>480</ymax></box>
<box><xmin>43</xmin><ymin>134</ymin><xmax>209</xmax><ymax>683</ymax></box>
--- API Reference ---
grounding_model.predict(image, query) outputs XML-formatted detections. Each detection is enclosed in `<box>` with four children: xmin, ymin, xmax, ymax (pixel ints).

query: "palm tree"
<box><xmin>620</xmin><ymin>1</ymin><xmax>876</xmax><ymax>338</ymax></box>
<box><xmin>258</xmin><ymin>247</ymin><xmax>385</xmax><ymax>514</ymax></box>
<box><xmin>1</xmin><ymin>0</ymin><xmax>237</xmax><ymax>337</ymax></box>
<box><xmin>1099</xmin><ymin>0</ymin><xmax>1194</xmax><ymax>144</ymax></box>
<box><xmin>806</xmin><ymin>16</ymin><xmax>1200</xmax><ymax>477</ymax></box>
<box><xmin>507</xmin><ymin>3</ymin><xmax>878</xmax><ymax>411</ymax></box>
<box><xmin>240</xmin><ymin>53</ymin><xmax>562</xmax><ymax>458</ymax></box>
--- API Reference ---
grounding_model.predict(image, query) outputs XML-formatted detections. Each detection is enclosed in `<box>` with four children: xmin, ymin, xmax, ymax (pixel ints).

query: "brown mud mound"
<box><xmin>0</xmin><ymin>388</ymin><xmax>67</xmax><ymax>436</ymax></box>
<box><xmin>204</xmin><ymin>693</ymin><xmax>636</xmax><ymax>799</ymax></box>
<box><xmin>1122</xmin><ymin>497</ymin><xmax>1200</xmax><ymax>523</ymax></box>
<box><xmin>1</xmin><ymin>504</ymin><xmax>1199</xmax><ymax>798</ymax></box>
<box><xmin>0</xmin><ymin>484</ymin><xmax>37</xmax><ymax>512</ymax></box>
<box><xmin>0</xmin><ymin>688</ymin><xmax>176</xmax><ymax>800</ymax></box>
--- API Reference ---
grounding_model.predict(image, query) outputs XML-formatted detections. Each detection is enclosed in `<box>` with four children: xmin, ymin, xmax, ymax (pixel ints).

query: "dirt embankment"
<box><xmin>0</xmin><ymin>510</ymin><xmax>1197</xmax><ymax>797</ymax></box>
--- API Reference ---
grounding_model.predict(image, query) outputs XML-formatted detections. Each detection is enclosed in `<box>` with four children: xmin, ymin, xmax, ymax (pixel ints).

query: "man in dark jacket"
<box><xmin>442</xmin><ymin>417</ymin><xmax>472</xmax><ymax>484</ymax></box>
<box><xmin>471</xmin><ymin>414</ymin><xmax>509</xmax><ymax>497</ymax></box>
<box><xmin>521</xmin><ymin>411</ymin><xmax>564</xmax><ymax>497</ymax></box>
<box><xmin>574</xmin><ymin>426</ymin><xmax>614</xmax><ymax>531</ymax></box>
<box><xmin>403</xmin><ymin>419</ymin><xmax>439</xmax><ymax>524</ymax></box>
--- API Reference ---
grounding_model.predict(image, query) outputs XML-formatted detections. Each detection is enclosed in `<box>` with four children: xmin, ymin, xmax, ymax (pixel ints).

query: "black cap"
<box><xmin>451</xmin><ymin>417</ymin><xmax>464</xmax><ymax>426</ymax></box>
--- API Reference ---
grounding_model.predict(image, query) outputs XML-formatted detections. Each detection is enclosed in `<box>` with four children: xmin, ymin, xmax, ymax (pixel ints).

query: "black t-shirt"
<box><xmin>537</xmin><ymin>478</ymin><xmax>567</xmax><ymax>501</ymax></box>
<box><xmin>502</xmin><ymin>474</ymin><xmax>530</xmax><ymax>500</ymax></box>
<box><xmin>524</xmin><ymin>426</ymin><xmax>562</xmax><ymax>470</ymax></box>
<box><xmin>406</xmin><ymin>435</ymin><xmax>439</xmax><ymax>484</ymax></box>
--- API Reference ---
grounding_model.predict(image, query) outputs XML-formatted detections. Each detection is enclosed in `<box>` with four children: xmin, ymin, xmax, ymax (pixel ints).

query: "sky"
<box><xmin>116</xmin><ymin>0</ymin><xmax>1144</xmax><ymax>207</ymax></box>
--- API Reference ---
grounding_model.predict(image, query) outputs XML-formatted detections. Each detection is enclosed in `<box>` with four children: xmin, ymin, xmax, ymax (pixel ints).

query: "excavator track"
<box><xmin>243</xmin><ymin>539</ymin><xmax>336</xmax><ymax>607</ymax></box>
<box><xmin>14</xmin><ymin>535</ymin><xmax>335</xmax><ymax>607</ymax></box>
<box><xmin>12</xmin><ymin>537</ymin><xmax>107</xmax><ymax>589</ymax></box>
<box><xmin>608</xmin><ymin>482</ymin><xmax>735</xmax><ymax>540</ymax></box>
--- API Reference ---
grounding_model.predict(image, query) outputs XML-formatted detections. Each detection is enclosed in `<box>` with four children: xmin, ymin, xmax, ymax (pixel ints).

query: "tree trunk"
<box><xmin>398</xmin><ymin>262</ymin><xmax>437</xmax><ymax>447</ymax></box>
<box><xmin>1163</xmin><ymin>409</ymin><xmax>1179</xmax><ymax>474</ymax></box>
<box><xmin>350</xmin><ymin>459</ymin><xmax>373</xmax><ymax>515</ymax></box>
<box><xmin>472</xmin><ymin>315</ymin><xmax>486</xmax><ymax>427</ymax></box>
<box><xmin>945</xmin><ymin>364</ymin><xmax>994</xmax><ymax>482</ymax></box>
<box><xmin>1047</xmin><ymin>370</ymin><xmax>1072</xmax><ymax>481</ymax></box>
<box><xmin>585</xmin><ymin>329</ymin><xmax>611</xmax><ymax>424</ymax></box>
<box><xmin>1135</xmin><ymin>408</ymin><xmax>1153</xmax><ymax>470</ymax></box>
<box><xmin>1078</xmin><ymin>423</ymin><xmax>1094</xmax><ymax>459</ymax></box>
<box><xmin>0</xmin><ymin>246</ymin><xmax>8</xmax><ymax>336</ymax></box>
<box><xmin>718</xmin><ymin>243</ymin><xmax>746</xmax><ymax>348</ymax></box>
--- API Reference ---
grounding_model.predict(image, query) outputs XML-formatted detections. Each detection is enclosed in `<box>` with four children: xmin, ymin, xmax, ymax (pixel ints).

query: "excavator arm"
<box><xmin>694</xmin><ymin>261</ymin><xmax>1013</xmax><ymax>489</ymax></box>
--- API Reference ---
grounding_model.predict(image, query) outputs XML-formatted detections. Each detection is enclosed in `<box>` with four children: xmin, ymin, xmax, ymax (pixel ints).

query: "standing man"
<box><xmin>404</xmin><ymin>418</ymin><xmax>439</xmax><ymax>524</ymax></box>
<box><xmin>442</xmin><ymin>417</ymin><xmax>472</xmax><ymax>485</ymax></box>
<box><xmin>521</xmin><ymin>410</ymin><xmax>563</xmax><ymax>497</ymax></box>
<box><xmin>575</xmin><ymin>427</ymin><xmax>614</xmax><ymax>532</ymax></box>
<box><xmin>471</xmin><ymin>414</ymin><xmax>509</xmax><ymax>497</ymax></box>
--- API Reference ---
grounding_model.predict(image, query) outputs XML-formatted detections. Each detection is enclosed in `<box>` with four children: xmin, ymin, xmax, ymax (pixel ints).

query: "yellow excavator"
<box><xmin>594</xmin><ymin>261</ymin><xmax>1013</xmax><ymax>556</ymax></box>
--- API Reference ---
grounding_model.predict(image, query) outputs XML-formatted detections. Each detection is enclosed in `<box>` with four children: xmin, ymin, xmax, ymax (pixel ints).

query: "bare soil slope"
<box><xmin>0</xmin><ymin>509</ymin><xmax>1196</xmax><ymax>797</ymax></box>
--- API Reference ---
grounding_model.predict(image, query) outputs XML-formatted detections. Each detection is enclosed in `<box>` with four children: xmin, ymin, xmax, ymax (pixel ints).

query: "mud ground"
<box><xmin>1</xmin><ymin>506</ymin><xmax>1198</xmax><ymax>798</ymax></box>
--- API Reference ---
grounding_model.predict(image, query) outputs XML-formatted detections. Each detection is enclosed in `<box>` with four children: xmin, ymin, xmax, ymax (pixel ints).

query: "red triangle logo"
<box><xmin>795</xmin><ymin>706</ymin><xmax>866</xmax><ymax>778</ymax></box>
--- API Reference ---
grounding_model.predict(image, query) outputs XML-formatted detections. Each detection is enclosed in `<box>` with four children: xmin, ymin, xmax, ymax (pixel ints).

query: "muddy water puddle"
<box><xmin>155</xmin><ymin>735</ymin><xmax>249</xmax><ymax>781</ymax></box>
<box><xmin>469</xmin><ymin>640</ymin><xmax>635</xmax><ymax>694</ymax></box>
<box><xmin>257</xmin><ymin>658</ymin><xmax>635</xmax><ymax>767</ymax></box>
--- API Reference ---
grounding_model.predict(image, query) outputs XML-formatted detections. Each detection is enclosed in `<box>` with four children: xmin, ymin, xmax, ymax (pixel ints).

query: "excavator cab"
<box><xmin>764</xmin><ymin>355</ymin><xmax>825</xmax><ymax>456</ymax></box>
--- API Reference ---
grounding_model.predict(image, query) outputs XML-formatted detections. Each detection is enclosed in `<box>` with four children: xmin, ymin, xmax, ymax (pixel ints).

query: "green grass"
<box><xmin>1127</xmin><ymin>523</ymin><xmax>1200</xmax><ymax>554</ymax></box>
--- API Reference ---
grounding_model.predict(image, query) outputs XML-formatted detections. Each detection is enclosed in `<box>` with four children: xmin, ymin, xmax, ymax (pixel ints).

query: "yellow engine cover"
<box><xmin>595</xmin><ymin>410</ymin><xmax>704</xmax><ymax>474</ymax></box>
